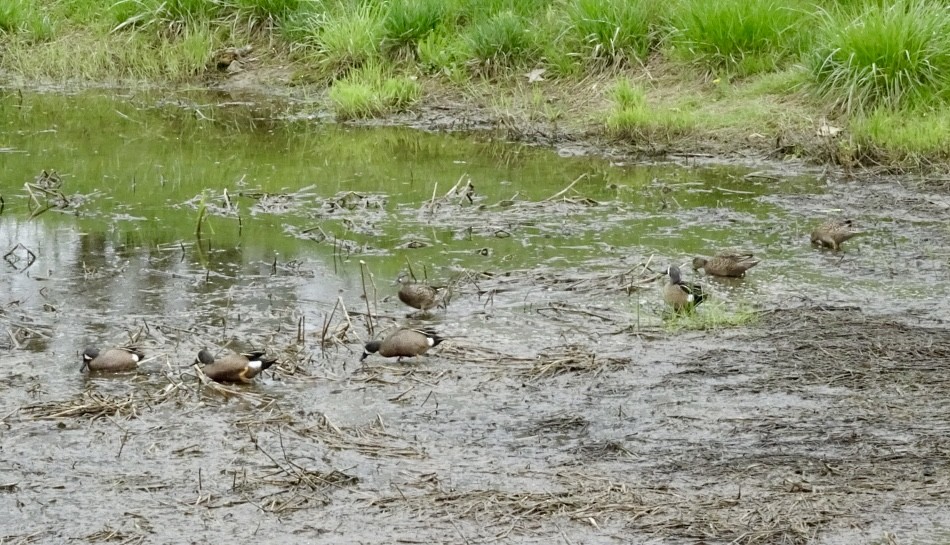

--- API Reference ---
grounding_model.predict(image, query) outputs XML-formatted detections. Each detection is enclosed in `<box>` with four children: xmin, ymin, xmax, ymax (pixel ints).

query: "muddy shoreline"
<box><xmin>2</xmin><ymin>88</ymin><xmax>950</xmax><ymax>544</ymax></box>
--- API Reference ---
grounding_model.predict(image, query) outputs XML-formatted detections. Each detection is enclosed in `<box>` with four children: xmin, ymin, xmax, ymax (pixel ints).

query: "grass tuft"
<box><xmin>664</xmin><ymin>301</ymin><xmax>759</xmax><ymax>331</ymax></box>
<box><xmin>0</xmin><ymin>0</ymin><xmax>53</xmax><ymax>41</ymax></box>
<box><xmin>465</xmin><ymin>10</ymin><xmax>539</xmax><ymax>72</ymax></box>
<box><xmin>1</xmin><ymin>24</ymin><xmax>215</xmax><ymax>81</ymax></box>
<box><xmin>605</xmin><ymin>79</ymin><xmax>694</xmax><ymax>142</ymax></box>
<box><xmin>111</xmin><ymin>0</ymin><xmax>220</xmax><ymax>31</ymax></box>
<box><xmin>227</xmin><ymin>0</ymin><xmax>303</xmax><ymax>25</ymax></box>
<box><xmin>670</xmin><ymin>0</ymin><xmax>812</xmax><ymax>77</ymax></box>
<box><xmin>809</xmin><ymin>0</ymin><xmax>950</xmax><ymax>113</ymax></box>
<box><xmin>329</xmin><ymin>64</ymin><xmax>422</xmax><ymax>120</ymax></box>
<box><xmin>417</xmin><ymin>30</ymin><xmax>465</xmax><ymax>75</ymax></box>
<box><xmin>850</xmin><ymin>107</ymin><xmax>950</xmax><ymax>164</ymax></box>
<box><xmin>315</xmin><ymin>3</ymin><xmax>385</xmax><ymax>78</ymax></box>
<box><xmin>382</xmin><ymin>0</ymin><xmax>446</xmax><ymax>56</ymax></box>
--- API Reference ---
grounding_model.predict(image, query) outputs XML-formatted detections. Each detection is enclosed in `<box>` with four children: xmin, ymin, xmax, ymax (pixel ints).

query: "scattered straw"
<box><xmin>24</xmin><ymin>391</ymin><xmax>142</xmax><ymax>420</ymax></box>
<box><xmin>292</xmin><ymin>413</ymin><xmax>426</xmax><ymax>459</ymax></box>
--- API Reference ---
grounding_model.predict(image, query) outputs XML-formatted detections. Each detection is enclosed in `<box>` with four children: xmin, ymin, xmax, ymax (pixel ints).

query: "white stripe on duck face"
<box><xmin>247</xmin><ymin>361</ymin><xmax>262</xmax><ymax>372</ymax></box>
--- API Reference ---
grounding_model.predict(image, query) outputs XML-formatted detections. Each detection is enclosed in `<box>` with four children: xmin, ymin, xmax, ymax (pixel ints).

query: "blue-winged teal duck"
<box><xmin>397</xmin><ymin>273</ymin><xmax>440</xmax><ymax>312</ymax></box>
<box><xmin>692</xmin><ymin>252</ymin><xmax>760</xmax><ymax>278</ymax></box>
<box><xmin>663</xmin><ymin>265</ymin><xmax>707</xmax><ymax>313</ymax></box>
<box><xmin>82</xmin><ymin>347</ymin><xmax>145</xmax><ymax>372</ymax></box>
<box><xmin>196</xmin><ymin>349</ymin><xmax>277</xmax><ymax>383</ymax></box>
<box><xmin>811</xmin><ymin>218</ymin><xmax>859</xmax><ymax>250</ymax></box>
<box><xmin>361</xmin><ymin>328</ymin><xmax>444</xmax><ymax>362</ymax></box>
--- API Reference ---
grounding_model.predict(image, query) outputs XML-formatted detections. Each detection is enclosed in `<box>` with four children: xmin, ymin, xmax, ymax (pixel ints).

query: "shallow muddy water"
<box><xmin>1</xmin><ymin>89</ymin><xmax>949</xmax><ymax>544</ymax></box>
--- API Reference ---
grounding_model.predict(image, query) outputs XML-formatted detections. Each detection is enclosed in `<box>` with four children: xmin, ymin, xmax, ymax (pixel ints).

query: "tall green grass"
<box><xmin>226</xmin><ymin>0</ymin><xmax>304</xmax><ymax>26</ymax></box>
<box><xmin>0</xmin><ymin>0</ymin><xmax>53</xmax><ymax>40</ymax></box>
<box><xmin>670</xmin><ymin>0</ymin><xmax>812</xmax><ymax>77</ymax></box>
<box><xmin>455</xmin><ymin>0</ymin><xmax>552</xmax><ymax>19</ymax></box>
<box><xmin>1</xmin><ymin>25</ymin><xmax>214</xmax><ymax>81</ymax></box>
<box><xmin>316</xmin><ymin>3</ymin><xmax>385</xmax><ymax>77</ymax></box>
<box><xmin>465</xmin><ymin>10</ymin><xmax>541</xmax><ymax>72</ymax></box>
<box><xmin>111</xmin><ymin>0</ymin><xmax>221</xmax><ymax>31</ymax></box>
<box><xmin>809</xmin><ymin>0</ymin><xmax>950</xmax><ymax>113</ymax></box>
<box><xmin>565</xmin><ymin>0</ymin><xmax>664</xmax><ymax>65</ymax></box>
<box><xmin>382</xmin><ymin>0</ymin><xmax>447</xmax><ymax>55</ymax></box>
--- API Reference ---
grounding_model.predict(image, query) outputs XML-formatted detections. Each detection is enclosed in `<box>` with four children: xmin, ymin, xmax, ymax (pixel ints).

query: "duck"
<box><xmin>662</xmin><ymin>265</ymin><xmax>707</xmax><ymax>313</ymax></box>
<box><xmin>361</xmin><ymin>328</ymin><xmax>444</xmax><ymax>362</ymax></box>
<box><xmin>82</xmin><ymin>346</ymin><xmax>145</xmax><ymax>372</ymax></box>
<box><xmin>196</xmin><ymin>349</ymin><xmax>277</xmax><ymax>383</ymax></box>
<box><xmin>397</xmin><ymin>273</ymin><xmax>440</xmax><ymax>312</ymax></box>
<box><xmin>811</xmin><ymin>218</ymin><xmax>859</xmax><ymax>250</ymax></box>
<box><xmin>692</xmin><ymin>252</ymin><xmax>760</xmax><ymax>277</ymax></box>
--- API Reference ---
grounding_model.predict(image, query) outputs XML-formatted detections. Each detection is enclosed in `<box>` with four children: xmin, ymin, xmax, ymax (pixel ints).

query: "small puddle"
<box><xmin>1</xmin><ymin>89</ymin><xmax>948</xmax><ymax>544</ymax></box>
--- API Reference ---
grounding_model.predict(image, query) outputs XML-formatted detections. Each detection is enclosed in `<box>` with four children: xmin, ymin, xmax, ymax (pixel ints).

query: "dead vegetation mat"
<box><xmin>370</xmin><ymin>307</ymin><xmax>950</xmax><ymax>544</ymax></box>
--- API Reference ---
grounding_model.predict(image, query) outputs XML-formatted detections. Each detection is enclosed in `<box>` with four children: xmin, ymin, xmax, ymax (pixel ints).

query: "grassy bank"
<box><xmin>3</xmin><ymin>0</ymin><xmax>950</xmax><ymax>169</ymax></box>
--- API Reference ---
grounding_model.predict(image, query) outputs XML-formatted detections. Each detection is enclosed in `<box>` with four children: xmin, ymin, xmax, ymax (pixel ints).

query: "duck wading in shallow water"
<box><xmin>82</xmin><ymin>346</ymin><xmax>145</xmax><ymax>372</ymax></box>
<box><xmin>692</xmin><ymin>252</ymin><xmax>760</xmax><ymax>278</ymax></box>
<box><xmin>811</xmin><ymin>218</ymin><xmax>860</xmax><ymax>250</ymax></box>
<box><xmin>196</xmin><ymin>349</ymin><xmax>277</xmax><ymax>383</ymax></box>
<box><xmin>397</xmin><ymin>273</ymin><xmax>441</xmax><ymax>313</ymax></box>
<box><xmin>663</xmin><ymin>265</ymin><xmax>707</xmax><ymax>313</ymax></box>
<box><xmin>361</xmin><ymin>328</ymin><xmax>444</xmax><ymax>362</ymax></box>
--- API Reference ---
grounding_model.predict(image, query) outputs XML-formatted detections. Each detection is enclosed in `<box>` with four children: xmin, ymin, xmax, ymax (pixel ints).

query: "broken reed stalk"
<box><xmin>359</xmin><ymin>261</ymin><xmax>375</xmax><ymax>337</ymax></box>
<box><xmin>337</xmin><ymin>296</ymin><xmax>355</xmax><ymax>335</ymax></box>
<box><xmin>544</xmin><ymin>173</ymin><xmax>588</xmax><ymax>202</ymax></box>
<box><xmin>426</xmin><ymin>181</ymin><xmax>439</xmax><ymax>213</ymax></box>
<box><xmin>321</xmin><ymin>297</ymin><xmax>341</xmax><ymax>350</ymax></box>
<box><xmin>441</xmin><ymin>174</ymin><xmax>466</xmax><ymax>199</ymax></box>
<box><xmin>23</xmin><ymin>182</ymin><xmax>41</xmax><ymax>210</ymax></box>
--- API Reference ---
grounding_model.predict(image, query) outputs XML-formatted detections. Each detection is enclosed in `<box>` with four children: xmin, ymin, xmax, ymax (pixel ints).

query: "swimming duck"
<box><xmin>397</xmin><ymin>273</ymin><xmax>440</xmax><ymax>312</ymax></box>
<box><xmin>196</xmin><ymin>349</ymin><xmax>277</xmax><ymax>383</ymax></box>
<box><xmin>663</xmin><ymin>265</ymin><xmax>707</xmax><ymax>313</ymax></box>
<box><xmin>811</xmin><ymin>218</ymin><xmax>859</xmax><ymax>250</ymax></box>
<box><xmin>82</xmin><ymin>346</ymin><xmax>145</xmax><ymax>372</ymax></box>
<box><xmin>692</xmin><ymin>252</ymin><xmax>760</xmax><ymax>277</ymax></box>
<box><xmin>361</xmin><ymin>328</ymin><xmax>444</xmax><ymax>362</ymax></box>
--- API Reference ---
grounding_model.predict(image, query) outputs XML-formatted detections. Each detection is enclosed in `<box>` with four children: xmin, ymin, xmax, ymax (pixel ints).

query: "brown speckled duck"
<box><xmin>82</xmin><ymin>346</ymin><xmax>145</xmax><ymax>372</ymax></box>
<box><xmin>196</xmin><ymin>349</ymin><xmax>277</xmax><ymax>383</ymax></box>
<box><xmin>811</xmin><ymin>218</ymin><xmax>859</xmax><ymax>250</ymax></box>
<box><xmin>692</xmin><ymin>252</ymin><xmax>760</xmax><ymax>277</ymax></box>
<box><xmin>662</xmin><ymin>265</ymin><xmax>707</xmax><ymax>313</ymax></box>
<box><xmin>361</xmin><ymin>328</ymin><xmax>444</xmax><ymax>362</ymax></box>
<box><xmin>397</xmin><ymin>273</ymin><xmax>440</xmax><ymax>312</ymax></box>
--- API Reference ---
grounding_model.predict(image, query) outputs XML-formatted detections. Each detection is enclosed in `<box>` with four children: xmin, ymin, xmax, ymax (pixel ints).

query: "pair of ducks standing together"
<box><xmin>82</xmin><ymin>346</ymin><xmax>278</xmax><ymax>383</ymax></box>
<box><xmin>360</xmin><ymin>273</ymin><xmax>445</xmax><ymax>362</ymax></box>
<box><xmin>663</xmin><ymin>218</ymin><xmax>860</xmax><ymax>312</ymax></box>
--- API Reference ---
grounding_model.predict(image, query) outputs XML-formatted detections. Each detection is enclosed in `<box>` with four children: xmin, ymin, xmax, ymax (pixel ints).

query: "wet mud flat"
<box><xmin>3</xmin><ymin>96</ymin><xmax>950</xmax><ymax>543</ymax></box>
<box><xmin>3</xmin><ymin>271</ymin><xmax>950</xmax><ymax>545</ymax></box>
